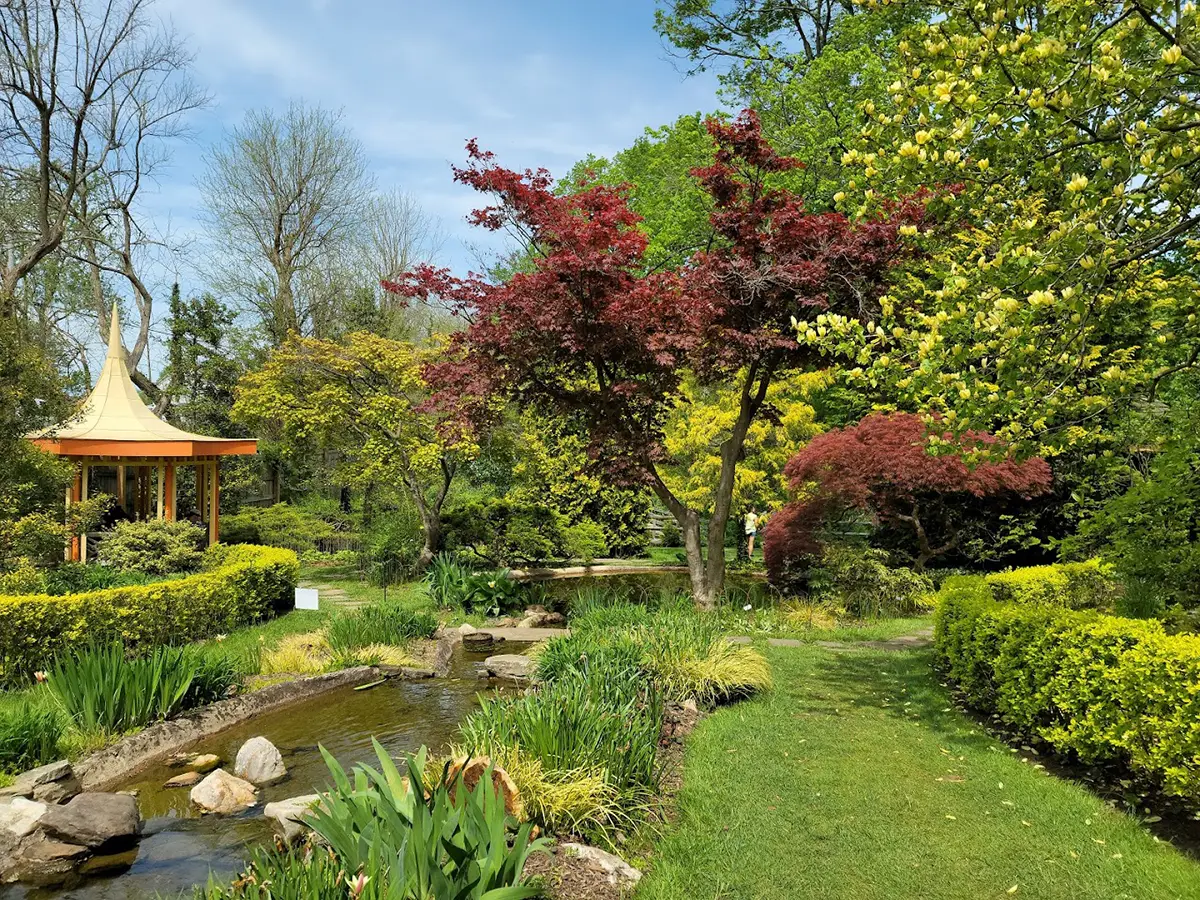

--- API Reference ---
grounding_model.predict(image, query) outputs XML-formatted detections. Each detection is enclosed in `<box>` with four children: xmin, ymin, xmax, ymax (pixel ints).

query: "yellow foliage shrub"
<box><xmin>260</xmin><ymin>632</ymin><xmax>331</xmax><ymax>675</ymax></box>
<box><xmin>0</xmin><ymin>544</ymin><xmax>298</xmax><ymax>681</ymax></box>
<box><xmin>936</xmin><ymin>581</ymin><xmax>1200</xmax><ymax>802</ymax></box>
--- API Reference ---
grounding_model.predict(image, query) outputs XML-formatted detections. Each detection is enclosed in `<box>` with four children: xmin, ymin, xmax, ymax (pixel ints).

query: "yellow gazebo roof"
<box><xmin>30</xmin><ymin>307</ymin><xmax>257</xmax><ymax>458</ymax></box>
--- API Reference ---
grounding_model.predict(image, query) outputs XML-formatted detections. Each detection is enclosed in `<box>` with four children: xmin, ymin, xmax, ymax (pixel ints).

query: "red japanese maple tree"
<box><xmin>389</xmin><ymin>111</ymin><xmax>917</xmax><ymax>608</ymax></box>
<box><xmin>769</xmin><ymin>412</ymin><xmax>1053</xmax><ymax>571</ymax></box>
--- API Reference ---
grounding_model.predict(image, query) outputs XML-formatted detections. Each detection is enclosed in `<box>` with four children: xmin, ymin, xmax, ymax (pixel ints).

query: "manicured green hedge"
<box><xmin>934</xmin><ymin>581</ymin><xmax>1200</xmax><ymax>802</ymax></box>
<box><xmin>0</xmin><ymin>545</ymin><xmax>298</xmax><ymax>682</ymax></box>
<box><xmin>984</xmin><ymin>559</ymin><xmax>1120</xmax><ymax>610</ymax></box>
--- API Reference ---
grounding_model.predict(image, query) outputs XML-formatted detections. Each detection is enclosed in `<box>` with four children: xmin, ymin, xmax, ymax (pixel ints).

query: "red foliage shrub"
<box><xmin>776</xmin><ymin>413</ymin><xmax>1052</xmax><ymax>569</ymax></box>
<box><xmin>763</xmin><ymin>498</ymin><xmax>827</xmax><ymax>589</ymax></box>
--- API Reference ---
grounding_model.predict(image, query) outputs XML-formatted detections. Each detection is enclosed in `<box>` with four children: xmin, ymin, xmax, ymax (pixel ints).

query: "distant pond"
<box><xmin>525</xmin><ymin>570</ymin><xmax>776</xmax><ymax>609</ymax></box>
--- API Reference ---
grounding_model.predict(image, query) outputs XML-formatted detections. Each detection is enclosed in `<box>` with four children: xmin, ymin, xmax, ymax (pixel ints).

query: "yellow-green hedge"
<box><xmin>983</xmin><ymin>559</ymin><xmax>1120</xmax><ymax>609</ymax></box>
<box><xmin>0</xmin><ymin>544</ymin><xmax>298</xmax><ymax>680</ymax></box>
<box><xmin>934</xmin><ymin>577</ymin><xmax>1200</xmax><ymax>803</ymax></box>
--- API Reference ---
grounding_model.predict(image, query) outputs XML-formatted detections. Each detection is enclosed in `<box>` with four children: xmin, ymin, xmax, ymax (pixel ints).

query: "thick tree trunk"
<box><xmin>415</xmin><ymin>517</ymin><xmax>440</xmax><ymax>575</ymax></box>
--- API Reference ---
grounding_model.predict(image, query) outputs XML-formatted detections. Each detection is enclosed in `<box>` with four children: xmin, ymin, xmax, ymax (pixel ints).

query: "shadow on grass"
<box><xmin>811</xmin><ymin>647</ymin><xmax>1200</xmax><ymax>859</ymax></box>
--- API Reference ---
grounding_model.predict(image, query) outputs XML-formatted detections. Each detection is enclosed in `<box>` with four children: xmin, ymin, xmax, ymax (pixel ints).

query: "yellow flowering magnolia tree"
<box><xmin>233</xmin><ymin>332</ymin><xmax>472</xmax><ymax>571</ymax></box>
<box><xmin>817</xmin><ymin>0</ymin><xmax>1200</xmax><ymax>455</ymax></box>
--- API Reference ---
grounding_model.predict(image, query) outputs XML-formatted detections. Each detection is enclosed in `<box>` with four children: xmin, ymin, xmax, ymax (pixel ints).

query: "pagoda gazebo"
<box><xmin>29</xmin><ymin>308</ymin><xmax>257</xmax><ymax>561</ymax></box>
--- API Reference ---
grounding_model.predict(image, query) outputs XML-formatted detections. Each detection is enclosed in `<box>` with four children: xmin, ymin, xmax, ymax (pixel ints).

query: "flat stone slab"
<box><xmin>39</xmin><ymin>793</ymin><xmax>140</xmax><ymax>851</ymax></box>
<box><xmin>728</xmin><ymin>628</ymin><xmax>934</xmax><ymax>651</ymax></box>
<box><xmin>816</xmin><ymin>628</ymin><xmax>934</xmax><ymax>651</ymax></box>
<box><xmin>483</xmin><ymin>654</ymin><xmax>536</xmax><ymax>682</ymax></box>
<box><xmin>483</xmin><ymin>626</ymin><xmax>569</xmax><ymax>642</ymax></box>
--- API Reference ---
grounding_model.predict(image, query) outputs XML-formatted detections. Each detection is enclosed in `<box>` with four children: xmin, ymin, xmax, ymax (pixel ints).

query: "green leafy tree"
<box><xmin>662</xmin><ymin>370</ymin><xmax>825</xmax><ymax>513</ymax></box>
<box><xmin>233</xmin><ymin>332</ymin><xmax>470</xmax><ymax>572</ymax></box>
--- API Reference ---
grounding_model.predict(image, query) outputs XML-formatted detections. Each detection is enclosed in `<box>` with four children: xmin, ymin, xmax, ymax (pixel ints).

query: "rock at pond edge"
<box><xmin>234</xmin><ymin>737</ymin><xmax>287</xmax><ymax>786</ymax></box>
<box><xmin>190</xmin><ymin>769</ymin><xmax>258</xmax><ymax>814</ymax></box>
<box><xmin>483</xmin><ymin>654</ymin><xmax>534</xmax><ymax>683</ymax></box>
<box><xmin>38</xmin><ymin>793</ymin><xmax>140</xmax><ymax>851</ymax></box>
<box><xmin>562</xmin><ymin>842</ymin><xmax>643</xmax><ymax>887</ymax></box>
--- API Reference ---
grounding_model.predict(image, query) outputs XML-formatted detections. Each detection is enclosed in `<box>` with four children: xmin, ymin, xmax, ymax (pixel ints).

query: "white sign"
<box><xmin>294</xmin><ymin>588</ymin><xmax>319</xmax><ymax>610</ymax></box>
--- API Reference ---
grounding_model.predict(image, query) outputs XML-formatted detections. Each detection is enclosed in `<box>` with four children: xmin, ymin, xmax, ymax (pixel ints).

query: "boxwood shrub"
<box><xmin>983</xmin><ymin>558</ymin><xmax>1120</xmax><ymax>610</ymax></box>
<box><xmin>0</xmin><ymin>544</ymin><xmax>298</xmax><ymax>683</ymax></box>
<box><xmin>934</xmin><ymin>581</ymin><xmax>1200</xmax><ymax>802</ymax></box>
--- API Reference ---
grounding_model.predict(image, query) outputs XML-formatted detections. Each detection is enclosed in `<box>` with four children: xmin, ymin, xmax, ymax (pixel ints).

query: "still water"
<box><xmin>530</xmin><ymin>571</ymin><xmax>774</xmax><ymax>608</ymax></box>
<box><xmin>2</xmin><ymin>645</ymin><xmax>521</xmax><ymax>900</ymax></box>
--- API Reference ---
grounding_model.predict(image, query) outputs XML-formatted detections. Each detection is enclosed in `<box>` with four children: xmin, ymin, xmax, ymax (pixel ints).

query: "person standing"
<box><xmin>744</xmin><ymin>508</ymin><xmax>760</xmax><ymax>557</ymax></box>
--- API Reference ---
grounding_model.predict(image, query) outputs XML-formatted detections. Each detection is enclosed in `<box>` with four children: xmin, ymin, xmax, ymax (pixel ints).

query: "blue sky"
<box><xmin>146</xmin><ymin>0</ymin><xmax>722</xmax><ymax>284</ymax></box>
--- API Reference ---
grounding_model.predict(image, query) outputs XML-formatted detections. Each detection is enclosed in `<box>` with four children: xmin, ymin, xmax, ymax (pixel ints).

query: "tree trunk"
<box><xmin>415</xmin><ymin>516</ymin><xmax>440</xmax><ymax>575</ymax></box>
<box><xmin>678</xmin><ymin>509</ymin><xmax>719</xmax><ymax>609</ymax></box>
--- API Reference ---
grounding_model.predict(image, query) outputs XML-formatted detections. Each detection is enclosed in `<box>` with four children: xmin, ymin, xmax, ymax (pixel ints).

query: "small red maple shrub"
<box><xmin>765</xmin><ymin>412</ymin><xmax>1052</xmax><ymax>574</ymax></box>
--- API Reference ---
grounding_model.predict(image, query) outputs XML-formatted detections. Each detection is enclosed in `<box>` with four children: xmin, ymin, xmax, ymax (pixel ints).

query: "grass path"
<box><xmin>637</xmin><ymin>645</ymin><xmax>1200</xmax><ymax>900</ymax></box>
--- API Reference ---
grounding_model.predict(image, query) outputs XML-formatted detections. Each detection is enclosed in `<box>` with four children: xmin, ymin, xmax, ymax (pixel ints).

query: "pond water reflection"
<box><xmin>3</xmin><ymin>645</ymin><xmax>522</xmax><ymax>900</ymax></box>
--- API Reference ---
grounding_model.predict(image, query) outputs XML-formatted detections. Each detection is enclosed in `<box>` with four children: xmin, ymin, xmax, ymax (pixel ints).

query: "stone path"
<box><xmin>727</xmin><ymin>627</ymin><xmax>934</xmax><ymax>652</ymax></box>
<box><xmin>297</xmin><ymin>583</ymin><xmax>362</xmax><ymax>610</ymax></box>
<box><xmin>448</xmin><ymin>626</ymin><xmax>570</xmax><ymax>643</ymax></box>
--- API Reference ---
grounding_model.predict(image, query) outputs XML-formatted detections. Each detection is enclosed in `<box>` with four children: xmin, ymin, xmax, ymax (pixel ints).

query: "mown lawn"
<box><xmin>638</xmin><ymin>645</ymin><xmax>1200</xmax><ymax>900</ymax></box>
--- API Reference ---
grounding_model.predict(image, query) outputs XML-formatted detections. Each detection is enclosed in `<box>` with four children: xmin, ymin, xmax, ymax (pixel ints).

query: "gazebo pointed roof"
<box><xmin>30</xmin><ymin>307</ymin><xmax>257</xmax><ymax>458</ymax></box>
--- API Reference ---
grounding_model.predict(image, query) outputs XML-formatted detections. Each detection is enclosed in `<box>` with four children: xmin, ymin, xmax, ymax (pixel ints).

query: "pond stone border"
<box><xmin>74</xmin><ymin>666</ymin><xmax>381</xmax><ymax>792</ymax></box>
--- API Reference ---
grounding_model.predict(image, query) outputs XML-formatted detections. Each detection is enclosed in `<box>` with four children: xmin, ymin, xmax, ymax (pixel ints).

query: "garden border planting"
<box><xmin>934</xmin><ymin>578</ymin><xmax>1200</xmax><ymax>802</ymax></box>
<box><xmin>0</xmin><ymin>545</ymin><xmax>298</xmax><ymax>680</ymax></box>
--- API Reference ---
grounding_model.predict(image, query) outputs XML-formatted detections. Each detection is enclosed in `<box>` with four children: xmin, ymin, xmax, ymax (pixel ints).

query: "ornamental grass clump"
<box><xmin>259</xmin><ymin>632</ymin><xmax>331</xmax><ymax>676</ymax></box>
<box><xmin>459</xmin><ymin>663</ymin><xmax>661</xmax><ymax>799</ymax></box>
<box><xmin>458</xmin><ymin>744</ymin><xmax>627</xmax><ymax>839</ymax></box>
<box><xmin>325</xmin><ymin>599</ymin><xmax>438</xmax><ymax>654</ymax></box>
<box><xmin>0</xmin><ymin>698</ymin><xmax>63</xmax><ymax>773</ymax></box>
<box><xmin>47</xmin><ymin>642</ymin><xmax>199</xmax><ymax>733</ymax></box>
<box><xmin>548</xmin><ymin>599</ymin><xmax>772</xmax><ymax>706</ymax></box>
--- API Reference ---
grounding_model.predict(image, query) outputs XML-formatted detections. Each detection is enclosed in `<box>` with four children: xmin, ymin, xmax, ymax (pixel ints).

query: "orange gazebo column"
<box><xmin>208</xmin><ymin>462</ymin><xmax>220</xmax><ymax>546</ymax></box>
<box><xmin>67</xmin><ymin>468</ymin><xmax>82</xmax><ymax>562</ymax></box>
<box><xmin>164</xmin><ymin>463</ymin><xmax>176</xmax><ymax>521</ymax></box>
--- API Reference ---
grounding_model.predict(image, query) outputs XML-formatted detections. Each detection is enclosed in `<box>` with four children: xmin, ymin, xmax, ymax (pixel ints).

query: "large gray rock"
<box><xmin>483</xmin><ymin>654</ymin><xmax>535</xmax><ymax>683</ymax></box>
<box><xmin>562</xmin><ymin>843</ymin><xmax>643</xmax><ymax>888</ymax></box>
<box><xmin>4</xmin><ymin>835</ymin><xmax>90</xmax><ymax>886</ymax></box>
<box><xmin>0</xmin><ymin>760</ymin><xmax>74</xmax><ymax>800</ymax></box>
<box><xmin>263</xmin><ymin>793</ymin><xmax>322</xmax><ymax>844</ymax></box>
<box><xmin>234</xmin><ymin>737</ymin><xmax>287</xmax><ymax>786</ymax></box>
<box><xmin>39</xmin><ymin>793</ymin><xmax>140</xmax><ymax>851</ymax></box>
<box><xmin>190</xmin><ymin>769</ymin><xmax>257</xmax><ymax>814</ymax></box>
<box><xmin>33</xmin><ymin>774</ymin><xmax>82</xmax><ymax>805</ymax></box>
<box><xmin>0</xmin><ymin>798</ymin><xmax>47</xmax><ymax>838</ymax></box>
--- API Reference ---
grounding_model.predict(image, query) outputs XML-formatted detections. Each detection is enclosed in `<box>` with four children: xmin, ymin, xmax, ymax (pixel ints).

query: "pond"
<box><xmin>528</xmin><ymin>571</ymin><xmax>776</xmax><ymax>609</ymax></box>
<box><xmin>2</xmin><ymin>644</ymin><xmax>524</xmax><ymax>900</ymax></box>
